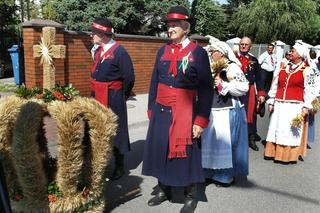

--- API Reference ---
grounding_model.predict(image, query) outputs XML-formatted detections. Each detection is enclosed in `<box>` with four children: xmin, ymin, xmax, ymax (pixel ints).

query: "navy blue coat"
<box><xmin>142</xmin><ymin>41</ymin><xmax>213</xmax><ymax>186</ymax></box>
<box><xmin>91</xmin><ymin>43</ymin><xmax>135</xmax><ymax>154</ymax></box>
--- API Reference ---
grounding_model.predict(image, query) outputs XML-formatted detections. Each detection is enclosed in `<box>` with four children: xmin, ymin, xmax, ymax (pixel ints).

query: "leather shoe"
<box><xmin>180</xmin><ymin>198</ymin><xmax>198</xmax><ymax>213</ymax></box>
<box><xmin>249</xmin><ymin>140</ymin><xmax>259</xmax><ymax>151</ymax></box>
<box><xmin>254</xmin><ymin>133</ymin><xmax>261</xmax><ymax>141</ymax></box>
<box><xmin>110</xmin><ymin>167</ymin><xmax>125</xmax><ymax>180</ymax></box>
<box><xmin>147</xmin><ymin>191</ymin><xmax>168</xmax><ymax>206</ymax></box>
<box><xmin>212</xmin><ymin>179</ymin><xmax>234</xmax><ymax>188</ymax></box>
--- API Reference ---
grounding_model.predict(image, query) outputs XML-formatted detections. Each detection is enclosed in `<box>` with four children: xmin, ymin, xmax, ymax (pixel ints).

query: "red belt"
<box><xmin>90</xmin><ymin>78</ymin><xmax>123</xmax><ymax>106</ymax></box>
<box><xmin>156</xmin><ymin>83</ymin><xmax>196</xmax><ymax>159</ymax></box>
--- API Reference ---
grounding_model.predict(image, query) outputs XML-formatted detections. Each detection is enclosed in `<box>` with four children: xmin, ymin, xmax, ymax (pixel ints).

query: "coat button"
<box><xmin>170</xmin><ymin>86</ymin><xmax>173</xmax><ymax>88</ymax></box>
<box><xmin>161</xmin><ymin>108</ymin><xmax>164</xmax><ymax>111</ymax></box>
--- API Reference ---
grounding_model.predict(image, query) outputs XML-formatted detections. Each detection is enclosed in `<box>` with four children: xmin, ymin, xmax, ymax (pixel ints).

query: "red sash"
<box><xmin>90</xmin><ymin>78</ymin><xmax>123</xmax><ymax>106</ymax></box>
<box><xmin>247</xmin><ymin>84</ymin><xmax>256</xmax><ymax>123</ymax></box>
<box><xmin>156</xmin><ymin>83</ymin><xmax>196</xmax><ymax>159</ymax></box>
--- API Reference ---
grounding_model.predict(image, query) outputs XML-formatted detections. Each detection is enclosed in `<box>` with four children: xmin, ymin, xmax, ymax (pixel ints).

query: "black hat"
<box><xmin>164</xmin><ymin>5</ymin><xmax>190</xmax><ymax>22</ymax></box>
<box><xmin>91</xmin><ymin>18</ymin><xmax>114</xmax><ymax>35</ymax></box>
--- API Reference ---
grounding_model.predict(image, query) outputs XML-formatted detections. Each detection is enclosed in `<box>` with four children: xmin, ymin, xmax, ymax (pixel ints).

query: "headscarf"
<box><xmin>293</xmin><ymin>42</ymin><xmax>309</xmax><ymax>59</ymax></box>
<box><xmin>207</xmin><ymin>40</ymin><xmax>242</xmax><ymax>67</ymax></box>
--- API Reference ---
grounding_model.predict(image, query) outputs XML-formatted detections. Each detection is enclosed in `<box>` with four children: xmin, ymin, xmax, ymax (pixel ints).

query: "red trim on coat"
<box><xmin>147</xmin><ymin>110</ymin><xmax>152</xmax><ymax>120</ymax></box>
<box><xmin>258</xmin><ymin>90</ymin><xmax>265</xmax><ymax>97</ymax></box>
<box><xmin>194</xmin><ymin>116</ymin><xmax>209</xmax><ymax>128</ymax></box>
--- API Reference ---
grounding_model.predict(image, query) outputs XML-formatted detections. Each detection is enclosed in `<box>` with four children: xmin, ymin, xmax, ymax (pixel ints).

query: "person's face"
<box><xmin>167</xmin><ymin>21</ymin><xmax>186</xmax><ymax>43</ymax></box>
<box><xmin>267</xmin><ymin>46</ymin><xmax>274</xmax><ymax>54</ymax></box>
<box><xmin>285</xmin><ymin>51</ymin><xmax>292</xmax><ymax>60</ymax></box>
<box><xmin>91</xmin><ymin>31</ymin><xmax>105</xmax><ymax>45</ymax></box>
<box><xmin>239</xmin><ymin>38</ymin><xmax>251</xmax><ymax>53</ymax></box>
<box><xmin>290</xmin><ymin>48</ymin><xmax>302</xmax><ymax>62</ymax></box>
<box><xmin>210</xmin><ymin>50</ymin><xmax>223</xmax><ymax>62</ymax></box>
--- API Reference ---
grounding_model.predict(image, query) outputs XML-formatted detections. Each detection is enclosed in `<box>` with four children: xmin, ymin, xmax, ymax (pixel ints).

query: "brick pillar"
<box><xmin>22</xmin><ymin>19</ymin><xmax>65</xmax><ymax>89</ymax></box>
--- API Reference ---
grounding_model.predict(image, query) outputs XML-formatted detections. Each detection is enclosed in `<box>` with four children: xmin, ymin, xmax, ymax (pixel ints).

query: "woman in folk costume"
<box><xmin>202</xmin><ymin>41</ymin><xmax>249</xmax><ymax>187</ymax></box>
<box><xmin>142</xmin><ymin>5</ymin><xmax>213</xmax><ymax>213</ymax></box>
<box><xmin>264</xmin><ymin>42</ymin><xmax>316</xmax><ymax>163</ymax></box>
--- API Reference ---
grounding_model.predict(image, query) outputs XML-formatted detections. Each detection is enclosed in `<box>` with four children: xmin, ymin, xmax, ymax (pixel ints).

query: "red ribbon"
<box><xmin>168</xmin><ymin>43</ymin><xmax>182</xmax><ymax>76</ymax></box>
<box><xmin>167</xmin><ymin>13</ymin><xmax>189</xmax><ymax>20</ymax></box>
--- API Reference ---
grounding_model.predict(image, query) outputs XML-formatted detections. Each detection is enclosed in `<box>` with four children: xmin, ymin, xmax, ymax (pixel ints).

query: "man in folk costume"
<box><xmin>142</xmin><ymin>6</ymin><xmax>213</xmax><ymax>213</ymax></box>
<box><xmin>236</xmin><ymin>37</ymin><xmax>265</xmax><ymax>151</ymax></box>
<box><xmin>264</xmin><ymin>42</ymin><xmax>316</xmax><ymax>163</ymax></box>
<box><xmin>90</xmin><ymin>18</ymin><xmax>135</xmax><ymax>180</ymax></box>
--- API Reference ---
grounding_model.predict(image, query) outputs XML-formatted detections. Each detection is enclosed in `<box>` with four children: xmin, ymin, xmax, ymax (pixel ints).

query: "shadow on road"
<box><xmin>103</xmin><ymin>140</ymin><xmax>145</xmax><ymax>212</ymax></box>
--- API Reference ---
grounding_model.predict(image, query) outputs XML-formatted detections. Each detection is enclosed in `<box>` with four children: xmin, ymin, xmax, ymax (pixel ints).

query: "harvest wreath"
<box><xmin>0</xmin><ymin>85</ymin><xmax>117</xmax><ymax>212</ymax></box>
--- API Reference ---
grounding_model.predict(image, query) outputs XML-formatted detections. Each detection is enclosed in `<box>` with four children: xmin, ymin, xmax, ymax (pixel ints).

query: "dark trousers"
<box><xmin>262</xmin><ymin>69</ymin><xmax>274</xmax><ymax>97</ymax></box>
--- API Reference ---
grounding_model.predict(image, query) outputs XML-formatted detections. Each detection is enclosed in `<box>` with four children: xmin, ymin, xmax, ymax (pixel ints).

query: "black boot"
<box><xmin>110</xmin><ymin>147</ymin><xmax>125</xmax><ymax>180</ymax></box>
<box><xmin>148</xmin><ymin>182</ymin><xmax>170</xmax><ymax>206</ymax></box>
<box><xmin>180</xmin><ymin>184</ymin><xmax>198</xmax><ymax>213</ymax></box>
<box><xmin>249</xmin><ymin>134</ymin><xmax>259</xmax><ymax>151</ymax></box>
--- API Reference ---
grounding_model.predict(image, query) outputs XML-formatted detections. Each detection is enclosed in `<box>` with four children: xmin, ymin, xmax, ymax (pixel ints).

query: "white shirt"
<box><xmin>101</xmin><ymin>39</ymin><xmax>116</xmax><ymax>57</ymax></box>
<box><xmin>258</xmin><ymin>51</ymin><xmax>277</xmax><ymax>72</ymax></box>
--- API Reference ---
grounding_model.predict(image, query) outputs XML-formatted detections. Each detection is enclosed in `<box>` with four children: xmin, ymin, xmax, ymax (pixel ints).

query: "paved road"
<box><xmin>105</xmin><ymin>102</ymin><xmax>320</xmax><ymax>213</ymax></box>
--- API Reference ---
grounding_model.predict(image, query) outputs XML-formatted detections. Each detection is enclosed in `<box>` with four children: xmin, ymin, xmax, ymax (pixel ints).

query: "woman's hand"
<box><xmin>301</xmin><ymin>107</ymin><xmax>309</xmax><ymax>117</ymax></box>
<box><xmin>268</xmin><ymin>104</ymin><xmax>274</xmax><ymax>113</ymax></box>
<box><xmin>214</xmin><ymin>76</ymin><xmax>222</xmax><ymax>87</ymax></box>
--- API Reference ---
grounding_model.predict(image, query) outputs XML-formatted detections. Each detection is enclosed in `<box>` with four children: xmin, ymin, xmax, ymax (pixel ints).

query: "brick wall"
<box><xmin>22</xmin><ymin>19</ymin><xmax>208</xmax><ymax>96</ymax></box>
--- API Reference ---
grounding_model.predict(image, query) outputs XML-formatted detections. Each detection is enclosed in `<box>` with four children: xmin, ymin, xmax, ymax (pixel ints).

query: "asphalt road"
<box><xmin>105</xmin><ymin>112</ymin><xmax>320</xmax><ymax>213</ymax></box>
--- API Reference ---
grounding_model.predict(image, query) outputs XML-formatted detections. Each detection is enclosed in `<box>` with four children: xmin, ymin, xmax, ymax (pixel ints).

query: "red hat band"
<box><xmin>167</xmin><ymin>13</ymin><xmax>189</xmax><ymax>20</ymax></box>
<box><xmin>92</xmin><ymin>22</ymin><xmax>113</xmax><ymax>33</ymax></box>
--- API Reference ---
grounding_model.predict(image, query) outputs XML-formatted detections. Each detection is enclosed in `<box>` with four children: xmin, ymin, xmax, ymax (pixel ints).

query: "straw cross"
<box><xmin>33</xmin><ymin>27</ymin><xmax>66</xmax><ymax>90</ymax></box>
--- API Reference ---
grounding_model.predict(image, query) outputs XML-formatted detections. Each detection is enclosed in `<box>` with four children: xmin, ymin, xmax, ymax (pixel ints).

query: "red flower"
<box><xmin>48</xmin><ymin>194</ymin><xmax>58</xmax><ymax>202</ymax></box>
<box><xmin>82</xmin><ymin>187</ymin><xmax>90</xmax><ymax>199</ymax></box>
<box><xmin>36</xmin><ymin>94</ymin><xmax>44</xmax><ymax>99</ymax></box>
<box><xmin>15</xmin><ymin>193</ymin><xmax>23</xmax><ymax>201</ymax></box>
<box><xmin>53</xmin><ymin>91</ymin><xmax>65</xmax><ymax>101</ymax></box>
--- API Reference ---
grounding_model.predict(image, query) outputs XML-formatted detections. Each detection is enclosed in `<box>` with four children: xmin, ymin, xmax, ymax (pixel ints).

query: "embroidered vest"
<box><xmin>275</xmin><ymin>63</ymin><xmax>307</xmax><ymax>101</ymax></box>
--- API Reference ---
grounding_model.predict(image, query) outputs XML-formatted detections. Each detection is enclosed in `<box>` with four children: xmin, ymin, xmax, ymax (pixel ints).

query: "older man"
<box><xmin>142</xmin><ymin>5</ymin><xmax>213</xmax><ymax>213</ymax></box>
<box><xmin>236</xmin><ymin>37</ymin><xmax>265</xmax><ymax>151</ymax></box>
<box><xmin>90</xmin><ymin>18</ymin><xmax>135</xmax><ymax>180</ymax></box>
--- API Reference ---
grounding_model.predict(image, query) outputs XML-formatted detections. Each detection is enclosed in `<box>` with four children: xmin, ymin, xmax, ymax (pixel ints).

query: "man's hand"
<box><xmin>258</xmin><ymin>96</ymin><xmax>265</xmax><ymax>104</ymax></box>
<box><xmin>193</xmin><ymin>125</ymin><xmax>203</xmax><ymax>139</ymax></box>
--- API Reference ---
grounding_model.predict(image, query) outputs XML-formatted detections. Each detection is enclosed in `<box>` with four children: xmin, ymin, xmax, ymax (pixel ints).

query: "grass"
<box><xmin>0</xmin><ymin>83</ymin><xmax>18</xmax><ymax>93</ymax></box>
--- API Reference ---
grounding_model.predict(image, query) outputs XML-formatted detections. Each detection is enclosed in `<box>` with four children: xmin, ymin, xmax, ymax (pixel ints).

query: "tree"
<box><xmin>0</xmin><ymin>0</ymin><xmax>19</xmax><ymax>64</ymax></box>
<box><xmin>52</xmin><ymin>0</ymin><xmax>190</xmax><ymax>35</ymax></box>
<box><xmin>227</xmin><ymin>0</ymin><xmax>251</xmax><ymax>8</ymax></box>
<box><xmin>191</xmin><ymin>0</ymin><xmax>227</xmax><ymax>39</ymax></box>
<box><xmin>229</xmin><ymin>0</ymin><xmax>320</xmax><ymax>45</ymax></box>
